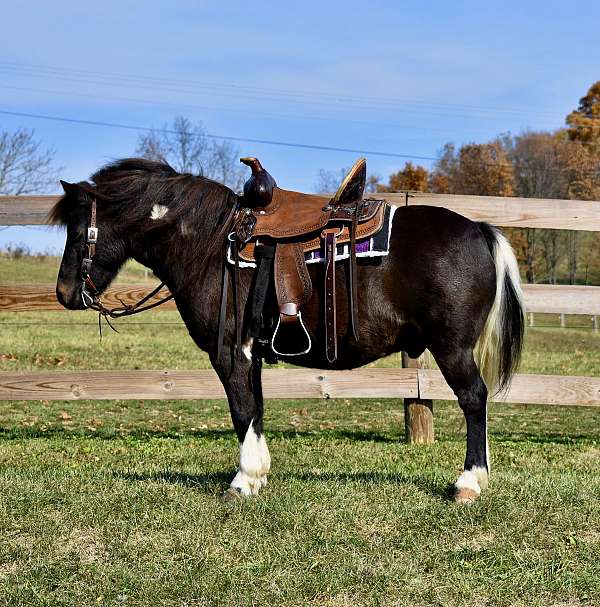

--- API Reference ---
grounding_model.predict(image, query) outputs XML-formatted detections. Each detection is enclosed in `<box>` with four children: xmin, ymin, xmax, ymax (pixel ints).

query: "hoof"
<box><xmin>222</xmin><ymin>487</ymin><xmax>244</xmax><ymax>503</ymax></box>
<box><xmin>454</xmin><ymin>487</ymin><xmax>480</xmax><ymax>504</ymax></box>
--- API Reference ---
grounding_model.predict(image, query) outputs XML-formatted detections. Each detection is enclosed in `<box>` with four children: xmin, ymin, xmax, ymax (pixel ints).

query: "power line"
<box><xmin>0</xmin><ymin>60</ymin><xmax>564</xmax><ymax>121</ymax></box>
<box><xmin>0</xmin><ymin>109</ymin><xmax>439</xmax><ymax>161</ymax></box>
<box><xmin>2</xmin><ymin>83</ymin><xmax>502</xmax><ymax>138</ymax></box>
<box><xmin>0</xmin><ymin>109</ymin><xmax>598</xmax><ymax>176</ymax></box>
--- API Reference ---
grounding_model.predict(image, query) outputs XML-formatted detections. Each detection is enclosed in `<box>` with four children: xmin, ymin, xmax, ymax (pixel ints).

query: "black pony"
<box><xmin>51</xmin><ymin>158</ymin><xmax>524</xmax><ymax>503</ymax></box>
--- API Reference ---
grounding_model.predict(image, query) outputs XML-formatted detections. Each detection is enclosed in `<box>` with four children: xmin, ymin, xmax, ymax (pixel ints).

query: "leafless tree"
<box><xmin>314</xmin><ymin>167</ymin><xmax>348</xmax><ymax>193</ymax></box>
<box><xmin>204</xmin><ymin>139</ymin><xmax>246</xmax><ymax>192</ymax></box>
<box><xmin>135</xmin><ymin>116</ymin><xmax>245</xmax><ymax>191</ymax></box>
<box><xmin>0</xmin><ymin>128</ymin><xmax>59</xmax><ymax>195</ymax></box>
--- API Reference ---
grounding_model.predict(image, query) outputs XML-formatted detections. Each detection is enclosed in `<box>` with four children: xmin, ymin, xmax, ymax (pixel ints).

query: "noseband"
<box><xmin>80</xmin><ymin>195</ymin><xmax>174</xmax><ymax>325</ymax></box>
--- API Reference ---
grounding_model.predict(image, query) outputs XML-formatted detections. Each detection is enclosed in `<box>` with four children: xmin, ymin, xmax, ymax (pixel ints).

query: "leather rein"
<box><xmin>80</xmin><ymin>195</ymin><xmax>174</xmax><ymax>330</ymax></box>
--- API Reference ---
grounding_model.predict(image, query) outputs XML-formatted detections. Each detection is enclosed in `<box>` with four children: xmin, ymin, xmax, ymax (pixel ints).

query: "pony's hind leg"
<box><xmin>433</xmin><ymin>347</ymin><xmax>489</xmax><ymax>504</ymax></box>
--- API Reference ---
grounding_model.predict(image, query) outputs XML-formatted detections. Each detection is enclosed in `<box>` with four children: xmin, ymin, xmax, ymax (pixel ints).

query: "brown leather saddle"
<box><xmin>230</xmin><ymin>157</ymin><xmax>386</xmax><ymax>362</ymax></box>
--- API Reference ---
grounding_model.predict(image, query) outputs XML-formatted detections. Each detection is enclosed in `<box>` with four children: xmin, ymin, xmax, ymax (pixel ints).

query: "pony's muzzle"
<box><xmin>56</xmin><ymin>282</ymin><xmax>86</xmax><ymax>310</ymax></box>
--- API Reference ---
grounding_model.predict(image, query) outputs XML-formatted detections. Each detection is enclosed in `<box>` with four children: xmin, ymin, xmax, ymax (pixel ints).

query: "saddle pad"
<box><xmin>228</xmin><ymin>204</ymin><xmax>397</xmax><ymax>269</ymax></box>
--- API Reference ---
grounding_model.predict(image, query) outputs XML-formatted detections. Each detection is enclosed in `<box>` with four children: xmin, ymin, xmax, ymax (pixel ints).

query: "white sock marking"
<box><xmin>230</xmin><ymin>421</ymin><xmax>270</xmax><ymax>496</ymax></box>
<box><xmin>471</xmin><ymin>465</ymin><xmax>489</xmax><ymax>491</ymax></box>
<box><xmin>455</xmin><ymin>470</ymin><xmax>482</xmax><ymax>496</ymax></box>
<box><xmin>150</xmin><ymin>204</ymin><xmax>168</xmax><ymax>220</ymax></box>
<box><xmin>455</xmin><ymin>465</ymin><xmax>489</xmax><ymax>496</ymax></box>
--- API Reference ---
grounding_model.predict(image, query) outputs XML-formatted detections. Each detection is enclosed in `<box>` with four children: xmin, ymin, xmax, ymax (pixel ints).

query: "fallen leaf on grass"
<box><xmin>32</xmin><ymin>353</ymin><xmax>66</xmax><ymax>367</ymax></box>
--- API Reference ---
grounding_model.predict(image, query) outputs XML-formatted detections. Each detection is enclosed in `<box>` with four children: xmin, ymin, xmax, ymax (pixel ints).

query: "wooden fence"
<box><xmin>1</xmin><ymin>192</ymin><xmax>600</xmax><ymax>442</ymax></box>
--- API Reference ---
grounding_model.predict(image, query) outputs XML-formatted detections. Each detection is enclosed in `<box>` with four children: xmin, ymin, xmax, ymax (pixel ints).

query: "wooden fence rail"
<box><xmin>2</xmin><ymin>192</ymin><xmax>600</xmax><ymax>230</ymax></box>
<box><xmin>382</xmin><ymin>192</ymin><xmax>600</xmax><ymax>231</ymax></box>
<box><xmin>0</xmin><ymin>369</ymin><xmax>419</xmax><ymax>401</ymax></box>
<box><xmin>3</xmin><ymin>283</ymin><xmax>600</xmax><ymax>315</ymax></box>
<box><xmin>0</xmin><ymin>368</ymin><xmax>598</xmax><ymax>406</ymax></box>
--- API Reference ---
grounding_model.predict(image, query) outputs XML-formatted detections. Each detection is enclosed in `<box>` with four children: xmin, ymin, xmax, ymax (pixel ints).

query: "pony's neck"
<box><xmin>131</xmin><ymin>227</ymin><xmax>215</xmax><ymax>293</ymax></box>
<box><xmin>128</xmin><ymin>211</ymin><xmax>231</xmax><ymax>349</ymax></box>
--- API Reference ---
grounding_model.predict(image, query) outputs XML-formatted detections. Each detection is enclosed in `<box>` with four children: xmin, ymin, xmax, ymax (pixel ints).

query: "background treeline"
<box><xmin>376</xmin><ymin>82</ymin><xmax>600</xmax><ymax>285</ymax></box>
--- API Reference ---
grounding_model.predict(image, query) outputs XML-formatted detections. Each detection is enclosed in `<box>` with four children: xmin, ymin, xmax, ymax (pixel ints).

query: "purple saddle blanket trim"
<box><xmin>228</xmin><ymin>204</ymin><xmax>396</xmax><ymax>268</ymax></box>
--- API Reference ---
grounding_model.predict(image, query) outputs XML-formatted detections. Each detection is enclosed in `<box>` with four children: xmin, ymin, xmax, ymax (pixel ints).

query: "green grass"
<box><xmin>0</xmin><ymin>256</ymin><xmax>599</xmax><ymax>606</ymax></box>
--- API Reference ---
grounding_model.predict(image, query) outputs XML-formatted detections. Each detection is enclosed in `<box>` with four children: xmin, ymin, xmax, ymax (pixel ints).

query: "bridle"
<box><xmin>80</xmin><ymin>194</ymin><xmax>99</xmax><ymax>308</ymax></box>
<box><xmin>80</xmin><ymin>195</ymin><xmax>174</xmax><ymax>329</ymax></box>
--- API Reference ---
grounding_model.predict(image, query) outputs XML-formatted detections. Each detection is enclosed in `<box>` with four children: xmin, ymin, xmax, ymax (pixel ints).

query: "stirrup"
<box><xmin>271</xmin><ymin>312</ymin><xmax>312</xmax><ymax>357</ymax></box>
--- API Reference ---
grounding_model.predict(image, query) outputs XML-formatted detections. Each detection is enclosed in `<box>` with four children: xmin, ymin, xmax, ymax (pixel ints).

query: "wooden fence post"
<box><xmin>593</xmin><ymin>315</ymin><xmax>598</xmax><ymax>333</ymax></box>
<box><xmin>401</xmin><ymin>352</ymin><xmax>434</xmax><ymax>444</ymax></box>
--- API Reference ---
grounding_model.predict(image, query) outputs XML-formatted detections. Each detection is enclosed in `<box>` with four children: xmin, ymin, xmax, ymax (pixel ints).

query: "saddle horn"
<box><xmin>240</xmin><ymin>157</ymin><xmax>277</xmax><ymax>208</ymax></box>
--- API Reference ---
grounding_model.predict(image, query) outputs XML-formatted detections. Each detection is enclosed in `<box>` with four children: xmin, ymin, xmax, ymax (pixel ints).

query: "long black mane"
<box><xmin>49</xmin><ymin>158</ymin><xmax>239</xmax><ymax>266</ymax></box>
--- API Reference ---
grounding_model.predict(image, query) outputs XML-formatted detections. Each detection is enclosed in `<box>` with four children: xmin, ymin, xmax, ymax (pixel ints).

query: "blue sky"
<box><xmin>1</xmin><ymin>0</ymin><xmax>599</xmax><ymax>251</ymax></box>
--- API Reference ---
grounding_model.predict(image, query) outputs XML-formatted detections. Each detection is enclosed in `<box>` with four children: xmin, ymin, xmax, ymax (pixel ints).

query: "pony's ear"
<box><xmin>50</xmin><ymin>180</ymin><xmax>94</xmax><ymax>224</ymax></box>
<box><xmin>60</xmin><ymin>180</ymin><xmax>94</xmax><ymax>203</ymax></box>
<box><xmin>60</xmin><ymin>180</ymin><xmax>78</xmax><ymax>195</ymax></box>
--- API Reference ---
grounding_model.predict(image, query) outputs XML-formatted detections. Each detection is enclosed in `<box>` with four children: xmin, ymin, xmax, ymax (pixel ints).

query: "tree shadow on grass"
<box><xmin>0</xmin><ymin>426</ymin><xmax>401</xmax><ymax>443</ymax></box>
<box><xmin>269</xmin><ymin>428</ymin><xmax>400</xmax><ymax>443</ymax></box>
<box><xmin>0</xmin><ymin>426</ymin><xmax>233</xmax><ymax>441</ymax></box>
<box><xmin>490</xmin><ymin>431</ymin><xmax>600</xmax><ymax>445</ymax></box>
<box><xmin>2</xmin><ymin>424</ymin><xmax>598</xmax><ymax>447</ymax></box>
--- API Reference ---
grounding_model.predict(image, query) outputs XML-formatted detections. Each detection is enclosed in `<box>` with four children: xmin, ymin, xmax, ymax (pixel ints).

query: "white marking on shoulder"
<box><xmin>230</xmin><ymin>421</ymin><xmax>271</xmax><ymax>496</ymax></box>
<box><xmin>150</xmin><ymin>204</ymin><xmax>168</xmax><ymax>220</ymax></box>
<box><xmin>241</xmin><ymin>338</ymin><xmax>254</xmax><ymax>360</ymax></box>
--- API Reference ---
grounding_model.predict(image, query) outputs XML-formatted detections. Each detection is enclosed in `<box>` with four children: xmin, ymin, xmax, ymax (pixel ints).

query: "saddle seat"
<box><xmin>231</xmin><ymin>157</ymin><xmax>386</xmax><ymax>362</ymax></box>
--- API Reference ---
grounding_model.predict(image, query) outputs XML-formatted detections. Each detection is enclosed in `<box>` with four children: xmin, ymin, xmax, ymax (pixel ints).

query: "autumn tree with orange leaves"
<box><xmin>430</xmin><ymin>141</ymin><xmax>514</xmax><ymax>197</ymax></box>
<box><xmin>377</xmin><ymin>162</ymin><xmax>429</xmax><ymax>192</ymax></box>
<box><xmin>567</xmin><ymin>81</ymin><xmax>600</xmax><ymax>150</ymax></box>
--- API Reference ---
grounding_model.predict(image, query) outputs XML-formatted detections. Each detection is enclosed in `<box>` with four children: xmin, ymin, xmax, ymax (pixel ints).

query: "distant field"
<box><xmin>0</xmin><ymin>256</ymin><xmax>599</xmax><ymax>606</ymax></box>
<box><xmin>0</xmin><ymin>254</ymin><xmax>154</xmax><ymax>285</ymax></box>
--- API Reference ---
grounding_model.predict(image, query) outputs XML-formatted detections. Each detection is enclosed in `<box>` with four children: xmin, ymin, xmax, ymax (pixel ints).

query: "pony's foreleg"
<box><xmin>434</xmin><ymin>348</ymin><xmax>489</xmax><ymax>503</ymax></box>
<box><xmin>215</xmin><ymin>356</ymin><xmax>271</xmax><ymax>498</ymax></box>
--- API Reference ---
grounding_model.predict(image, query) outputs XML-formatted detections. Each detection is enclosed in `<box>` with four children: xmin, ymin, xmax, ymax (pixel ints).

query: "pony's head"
<box><xmin>49</xmin><ymin>180</ymin><xmax>129</xmax><ymax>310</ymax></box>
<box><xmin>49</xmin><ymin>158</ymin><xmax>240</xmax><ymax>311</ymax></box>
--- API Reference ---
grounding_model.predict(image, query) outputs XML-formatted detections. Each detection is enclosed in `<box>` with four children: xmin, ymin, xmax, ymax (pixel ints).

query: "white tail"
<box><xmin>474</xmin><ymin>226</ymin><xmax>525</xmax><ymax>393</ymax></box>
